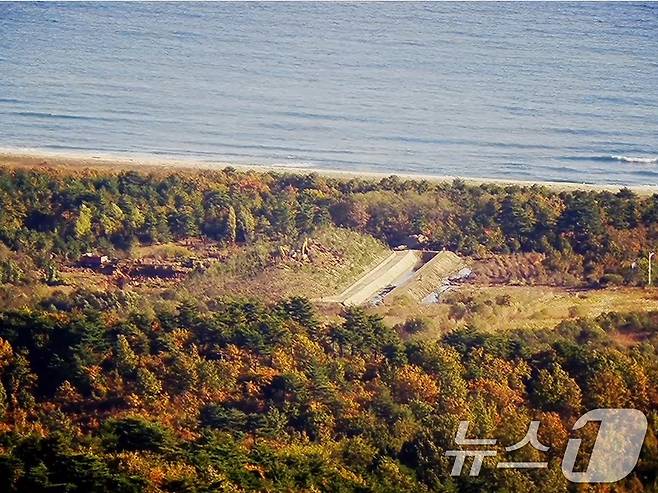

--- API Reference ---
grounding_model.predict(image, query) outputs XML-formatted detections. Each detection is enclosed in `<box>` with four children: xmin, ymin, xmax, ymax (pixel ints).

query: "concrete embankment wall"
<box><xmin>327</xmin><ymin>250</ymin><xmax>421</xmax><ymax>305</ymax></box>
<box><xmin>390</xmin><ymin>250</ymin><xmax>466</xmax><ymax>301</ymax></box>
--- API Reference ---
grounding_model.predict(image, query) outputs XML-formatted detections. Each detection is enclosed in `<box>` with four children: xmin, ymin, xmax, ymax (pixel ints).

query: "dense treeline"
<box><xmin>1</xmin><ymin>167</ymin><xmax>658</xmax><ymax>491</ymax></box>
<box><xmin>0</xmin><ymin>167</ymin><xmax>656</xmax><ymax>285</ymax></box>
<box><xmin>0</xmin><ymin>297</ymin><xmax>657</xmax><ymax>492</ymax></box>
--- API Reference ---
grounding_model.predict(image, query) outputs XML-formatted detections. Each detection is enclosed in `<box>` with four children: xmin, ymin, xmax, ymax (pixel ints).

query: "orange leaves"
<box><xmin>468</xmin><ymin>347</ymin><xmax>531</xmax><ymax>390</ymax></box>
<box><xmin>54</xmin><ymin>380</ymin><xmax>83</xmax><ymax>405</ymax></box>
<box><xmin>235</xmin><ymin>174</ymin><xmax>271</xmax><ymax>194</ymax></box>
<box><xmin>469</xmin><ymin>378</ymin><xmax>525</xmax><ymax>413</ymax></box>
<box><xmin>0</xmin><ymin>337</ymin><xmax>12</xmax><ymax>371</ymax></box>
<box><xmin>465</xmin><ymin>348</ymin><xmax>530</xmax><ymax>417</ymax></box>
<box><xmin>535</xmin><ymin>411</ymin><xmax>569</xmax><ymax>451</ymax></box>
<box><xmin>391</xmin><ymin>364</ymin><xmax>440</xmax><ymax>404</ymax></box>
<box><xmin>289</xmin><ymin>334</ymin><xmax>328</xmax><ymax>365</ymax></box>
<box><xmin>586</xmin><ymin>369</ymin><xmax>633</xmax><ymax>409</ymax></box>
<box><xmin>115</xmin><ymin>451</ymin><xmax>198</xmax><ymax>489</ymax></box>
<box><xmin>167</xmin><ymin>328</ymin><xmax>194</xmax><ymax>350</ymax></box>
<box><xmin>270</xmin><ymin>347</ymin><xmax>295</xmax><ymax>373</ymax></box>
<box><xmin>82</xmin><ymin>364</ymin><xmax>109</xmax><ymax>398</ymax></box>
<box><xmin>243</xmin><ymin>366</ymin><xmax>279</xmax><ymax>400</ymax></box>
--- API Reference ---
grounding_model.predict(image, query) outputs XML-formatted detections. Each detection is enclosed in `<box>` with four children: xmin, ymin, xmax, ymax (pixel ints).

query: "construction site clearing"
<box><xmin>62</xmin><ymin>237</ymin><xmax>337</xmax><ymax>290</ymax></box>
<box><xmin>61</xmin><ymin>235</ymin><xmax>470</xmax><ymax>304</ymax></box>
<box><xmin>322</xmin><ymin>250</ymin><xmax>471</xmax><ymax>306</ymax></box>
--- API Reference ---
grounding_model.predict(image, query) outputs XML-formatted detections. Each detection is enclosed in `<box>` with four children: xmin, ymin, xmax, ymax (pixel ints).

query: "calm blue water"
<box><xmin>1</xmin><ymin>2</ymin><xmax>657</xmax><ymax>185</ymax></box>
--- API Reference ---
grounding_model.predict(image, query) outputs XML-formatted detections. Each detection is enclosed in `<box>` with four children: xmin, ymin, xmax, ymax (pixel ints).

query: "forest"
<box><xmin>0</xmin><ymin>165</ymin><xmax>657</xmax><ymax>492</ymax></box>
<box><xmin>1</xmin><ymin>298</ymin><xmax>657</xmax><ymax>492</ymax></box>
<box><xmin>0</xmin><ymin>167</ymin><xmax>656</xmax><ymax>285</ymax></box>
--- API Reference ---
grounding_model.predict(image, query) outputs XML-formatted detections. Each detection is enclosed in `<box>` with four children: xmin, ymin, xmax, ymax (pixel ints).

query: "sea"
<box><xmin>1</xmin><ymin>2</ymin><xmax>657</xmax><ymax>186</ymax></box>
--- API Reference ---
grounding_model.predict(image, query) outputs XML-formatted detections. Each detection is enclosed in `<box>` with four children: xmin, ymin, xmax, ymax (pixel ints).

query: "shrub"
<box><xmin>396</xmin><ymin>317</ymin><xmax>429</xmax><ymax>335</ymax></box>
<box><xmin>102</xmin><ymin>417</ymin><xmax>172</xmax><ymax>452</ymax></box>
<box><xmin>599</xmin><ymin>273</ymin><xmax>625</xmax><ymax>286</ymax></box>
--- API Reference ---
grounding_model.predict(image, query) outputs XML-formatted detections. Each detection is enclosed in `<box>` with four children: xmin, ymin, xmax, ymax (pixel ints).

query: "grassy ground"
<box><xmin>178</xmin><ymin>226</ymin><xmax>390</xmax><ymax>302</ymax></box>
<box><xmin>131</xmin><ymin>243</ymin><xmax>197</xmax><ymax>259</ymax></box>
<box><xmin>244</xmin><ymin>227</ymin><xmax>390</xmax><ymax>300</ymax></box>
<box><xmin>373</xmin><ymin>285</ymin><xmax>658</xmax><ymax>339</ymax></box>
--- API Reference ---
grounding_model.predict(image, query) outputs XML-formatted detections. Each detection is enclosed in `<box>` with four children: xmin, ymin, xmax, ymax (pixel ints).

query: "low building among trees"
<box><xmin>78</xmin><ymin>253</ymin><xmax>110</xmax><ymax>269</ymax></box>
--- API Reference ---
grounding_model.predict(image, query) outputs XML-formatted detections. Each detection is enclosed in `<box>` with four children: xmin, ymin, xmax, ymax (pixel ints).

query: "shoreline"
<box><xmin>0</xmin><ymin>147</ymin><xmax>656</xmax><ymax>195</ymax></box>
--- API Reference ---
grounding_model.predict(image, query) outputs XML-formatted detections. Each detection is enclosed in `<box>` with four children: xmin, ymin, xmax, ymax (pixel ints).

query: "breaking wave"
<box><xmin>609</xmin><ymin>155</ymin><xmax>658</xmax><ymax>164</ymax></box>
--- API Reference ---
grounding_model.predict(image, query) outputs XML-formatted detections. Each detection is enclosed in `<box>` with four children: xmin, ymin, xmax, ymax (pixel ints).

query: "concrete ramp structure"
<box><xmin>323</xmin><ymin>250</ymin><xmax>421</xmax><ymax>305</ymax></box>
<box><xmin>388</xmin><ymin>250</ymin><xmax>467</xmax><ymax>302</ymax></box>
<box><xmin>322</xmin><ymin>249</ymin><xmax>468</xmax><ymax>306</ymax></box>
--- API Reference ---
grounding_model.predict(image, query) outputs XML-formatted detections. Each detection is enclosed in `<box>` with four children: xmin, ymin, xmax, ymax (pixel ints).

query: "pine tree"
<box><xmin>136</xmin><ymin>367</ymin><xmax>162</xmax><ymax>402</ymax></box>
<box><xmin>236</xmin><ymin>206</ymin><xmax>255</xmax><ymax>244</ymax></box>
<box><xmin>0</xmin><ymin>381</ymin><xmax>7</xmax><ymax>419</ymax></box>
<box><xmin>115</xmin><ymin>335</ymin><xmax>138</xmax><ymax>376</ymax></box>
<box><xmin>74</xmin><ymin>203</ymin><xmax>93</xmax><ymax>239</ymax></box>
<box><xmin>226</xmin><ymin>206</ymin><xmax>237</xmax><ymax>244</ymax></box>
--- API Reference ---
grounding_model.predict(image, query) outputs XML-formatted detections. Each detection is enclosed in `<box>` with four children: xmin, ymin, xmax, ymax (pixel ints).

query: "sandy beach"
<box><xmin>0</xmin><ymin>148</ymin><xmax>656</xmax><ymax>195</ymax></box>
